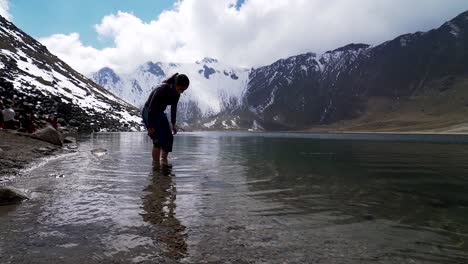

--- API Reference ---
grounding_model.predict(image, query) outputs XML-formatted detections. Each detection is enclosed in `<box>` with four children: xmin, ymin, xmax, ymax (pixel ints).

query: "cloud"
<box><xmin>39</xmin><ymin>0</ymin><xmax>468</xmax><ymax>75</ymax></box>
<box><xmin>0</xmin><ymin>0</ymin><xmax>12</xmax><ymax>21</ymax></box>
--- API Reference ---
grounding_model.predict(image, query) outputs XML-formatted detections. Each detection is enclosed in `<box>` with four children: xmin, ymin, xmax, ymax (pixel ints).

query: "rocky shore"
<box><xmin>0</xmin><ymin>130</ymin><xmax>64</xmax><ymax>179</ymax></box>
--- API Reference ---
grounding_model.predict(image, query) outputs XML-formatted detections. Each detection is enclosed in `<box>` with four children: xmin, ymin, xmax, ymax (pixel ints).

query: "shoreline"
<box><xmin>2</xmin><ymin>127</ymin><xmax>466</xmax><ymax>181</ymax></box>
<box><xmin>0</xmin><ymin>130</ymin><xmax>69</xmax><ymax>182</ymax></box>
<box><xmin>186</xmin><ymin>129</ymin><xmax>468</xmax><ymax>136</ymax></box>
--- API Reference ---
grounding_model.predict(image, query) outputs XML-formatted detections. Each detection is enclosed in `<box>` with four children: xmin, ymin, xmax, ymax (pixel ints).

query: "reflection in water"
<box><xmin>141</xmin><ymin>165</ymin><xmax>187</xmax><ymax>260</ymax></box>
<box><xmin>239</xmin><ymin>138</ymin><xmax>468</xmax><ymax>262</ymax></box>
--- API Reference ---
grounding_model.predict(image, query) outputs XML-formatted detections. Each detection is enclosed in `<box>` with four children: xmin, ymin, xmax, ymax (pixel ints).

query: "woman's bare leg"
<box><xmin>161</xmin><ymin>151</ymin><xmax>169</xmax><ymax>163</ymax></box>
<box><xmin>152</xmin><ymin>147</ymin><xmax>161</xmax><ymax>164</ymax></box>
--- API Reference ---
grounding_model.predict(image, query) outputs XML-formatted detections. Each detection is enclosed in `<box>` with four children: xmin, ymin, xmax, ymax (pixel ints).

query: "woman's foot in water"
<box><xmin>161</xmin><ymin>158</ymin><xmax>172</xmax><ymax>168</ymax></box>
<box><xmin>152</xmin><ymin>160</ymin><xmax>161</xmax><ymax>170</ymax></box>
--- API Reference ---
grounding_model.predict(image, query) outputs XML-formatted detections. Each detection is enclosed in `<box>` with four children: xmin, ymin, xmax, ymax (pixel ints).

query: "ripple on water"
<box><xmin>1</xmin><ymin>132</ymin><xmax>468</xmax><ymax>263</ymax></box>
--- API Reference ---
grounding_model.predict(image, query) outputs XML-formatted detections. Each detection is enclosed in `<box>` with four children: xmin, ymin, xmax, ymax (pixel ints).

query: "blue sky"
<box><xmin>9</xmin><ymin>0</ymin><xmax>176</xmax><ymax>48</ymax></box>
<box><xmin>9</xmin><ymin>0</ymin><xmax>246</xmax><ymax>49</ymax></box>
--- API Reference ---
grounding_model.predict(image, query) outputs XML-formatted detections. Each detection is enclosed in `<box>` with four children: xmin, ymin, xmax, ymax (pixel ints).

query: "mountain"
<box><xmin>91</xmin><ymin>58</ymin><xmax>249</xmax><ymax>127</ymax></box>
<box><xmin>0</xmin><ymin>15</ymin><xmax>142</xmax><ymax>132</ymax></box>
<box><xmin>92</xmin><ymin>10</ymin><xmax>468</xmax><ymax>132</ymax></box>
<box><xmin>211</xmin><ymin>10</ymin><xmax>468</xmax><ymax>132</ymax></box>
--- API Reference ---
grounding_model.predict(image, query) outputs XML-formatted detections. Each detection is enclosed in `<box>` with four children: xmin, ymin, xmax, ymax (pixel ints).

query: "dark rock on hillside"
<box><xmin>145</xmin><ymin>62</ymin><xmax>165</xmax><ymax>76</ymax></box>
<box><xmin>201</xmin><ymin>65</ymin><xmax>216</xmax><ymax>79</ymax></box>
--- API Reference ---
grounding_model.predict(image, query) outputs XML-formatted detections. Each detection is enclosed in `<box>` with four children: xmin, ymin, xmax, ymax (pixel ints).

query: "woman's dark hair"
<box><xmin>163</xmin><ymin>73</ymin><xmax>190</xmax><ymax>88</ymax></box>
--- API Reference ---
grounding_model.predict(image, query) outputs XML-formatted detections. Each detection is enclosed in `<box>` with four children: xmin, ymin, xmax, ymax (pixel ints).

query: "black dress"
<box><xmin>142</xmin><ymin>83</ymin><xmax>180</xmax><ymax>152</ymax></box>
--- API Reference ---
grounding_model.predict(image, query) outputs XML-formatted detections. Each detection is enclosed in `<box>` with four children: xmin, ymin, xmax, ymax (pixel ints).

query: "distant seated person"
<box><xmin>50</xmin><ymin>116</ymin><xmax>58</xmax><ymax>130</ymax></box>
<box><xmin>0</xmin><ymin>101</ymin><xmax>4</xmax><ymax>129</ymax></box>
<box><xmin>21</xmin><ymin>112</ymin><xmax>36</xmax><ymax>133</ymax></box>
<box><xmin>2</xmin><ymin>104</ymin><xmax>19</xmax><ymax>130</ymax></box>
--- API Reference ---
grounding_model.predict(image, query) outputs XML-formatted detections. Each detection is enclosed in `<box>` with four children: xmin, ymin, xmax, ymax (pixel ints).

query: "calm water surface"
<box><xmin>1</xmin><ymin>132</ymin><xmax>468</xmax><ymax>263</ymax></box>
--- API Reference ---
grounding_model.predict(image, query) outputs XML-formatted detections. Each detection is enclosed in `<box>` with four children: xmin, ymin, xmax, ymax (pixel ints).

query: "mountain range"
<box><xmin>92</xmin><ymin>10</ymin><xmax>468</xmax><ymax>132</ymax></box>
<box><xmin>1</xmin><ymin>10</ymin><xmax>468</xmax><ymax>133</ymax></box>
<box><xmin>91</xmin><ymin>58</ymin><xmax>249</xmax><ymax>128</ymax></box>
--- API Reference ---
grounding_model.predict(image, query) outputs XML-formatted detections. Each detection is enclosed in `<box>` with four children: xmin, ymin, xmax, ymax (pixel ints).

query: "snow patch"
<box><xmin>256</xmin><ymin>86</ymin><xmax>277</xmax><ymax>112</ymax></box>
<box><xmin>446</xmin><ymin>22</ymin><xmax>461</xmax><ymax>37</ymax></box>
<box><xmin>203</xmin><ymin>118</ymin><xmax>218</xmax><ymax>128</ymax></box>
<box><xmin>248</xmin><ymin>120</ymin><xmax>264</xmax><ymax>131</ymax></box>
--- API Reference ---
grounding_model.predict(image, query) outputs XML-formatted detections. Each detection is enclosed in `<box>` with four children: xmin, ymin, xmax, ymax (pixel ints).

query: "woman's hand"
<box><xmin>172</xmin><ymin>125</ymin><xmax>178</xmax><ymax>135</ymax></box>
<box><xmin>148</xmin><ymin>128</ymin><xmax>155</xmax><ymax>138</ymax></box>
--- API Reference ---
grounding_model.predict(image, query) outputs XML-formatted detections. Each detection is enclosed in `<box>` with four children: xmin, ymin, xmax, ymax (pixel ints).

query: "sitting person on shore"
<box><xmin>50</xmin><ymin>116</ymin><xmax>58</xmax><ymax>130</ymax></box>
<box><xmin>2</xmin><ymin>103</ymin><xmax>19</xmax><ymax>130</ymax></box>
<box><xmin>0</xmin><ymin>100</ymin><xmax>4</xmax><ymax>129</ymax></box>
<box><xmin>20</xmin><ymin>111</ymin><xmax>36</xmax><ymax>133</ymax></box>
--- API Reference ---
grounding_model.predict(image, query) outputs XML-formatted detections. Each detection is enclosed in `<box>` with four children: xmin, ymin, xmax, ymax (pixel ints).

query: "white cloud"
<box><xmin>39</xmin><ymin>0</ymin><xmax>468</xmax><ymax>75</ymax></box>
<box><xmin>0</xmin><ymin>0</ymin><xmax>12</xmax><ymax>21</ymax></box>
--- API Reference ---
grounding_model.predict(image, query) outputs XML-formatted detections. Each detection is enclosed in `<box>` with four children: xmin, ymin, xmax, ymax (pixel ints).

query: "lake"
<box><xmin>1</xmin><ymin>132</ymin><xmax>468</xmax><ymax>263</ymax></box>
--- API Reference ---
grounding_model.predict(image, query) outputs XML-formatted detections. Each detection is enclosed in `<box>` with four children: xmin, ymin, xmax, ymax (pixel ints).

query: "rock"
<box><xmin>363</xmin><ymin>214</ymin><xmax>375</xmax><ymax>220</ymax></box>
<box><xmin>91</xmin><ymin>148</ymin><xmax>107</xmax><ymax>157</ymax></box>
<box><xmin>68</xmin><ymin>119</ymin><xmax>79</xmax><ymax>126</ymax></box>
<box><xmin>32</xmin><ymin>127</ymin><xmax>63</xmax><ymax>146</ymax></box>
<box><xmin>0</xmin><ymin>187</ymin><xmax>29</xmax><ymax>206</ymax></box>
<box><xmin>63</xmin><ymin>136</ymin><xmax>76</xmax><ymax>144</ymax></box>
<box><xmin>36</xmin><ymin>147</ymin><xmax>49</xmax><ymax>152</ymax></box>
<box><xmin>57</xmin><ymin>118</ymin><xmax>66</xmax><ymax>125</ymax></box>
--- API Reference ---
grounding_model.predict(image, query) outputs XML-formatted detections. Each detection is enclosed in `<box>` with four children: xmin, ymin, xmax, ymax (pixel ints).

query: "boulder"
<box><xmin>91</xmin><ymin>148</ymin><xmax>107</xmax><ymax>157</ymax></box>
<box><xmin>63</xmin><ymin>136</ymin><xmax>76</xmax><ymax>144</ymax></box>
<box><xmin>32</xmin><ymin>127</ymin><xmax>63</xmax><ymax>146</ymax></box>
<box><xmin>0</xmin><ymin>187</ymin><xmax>29</xmax><ymax>206</ymax></box>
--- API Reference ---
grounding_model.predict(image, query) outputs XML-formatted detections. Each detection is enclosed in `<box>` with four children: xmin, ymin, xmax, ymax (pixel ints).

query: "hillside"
<box><xmin>0</xmin><ymin>15</ymin><xmax>142</xmax><ymax>132</ymax></box>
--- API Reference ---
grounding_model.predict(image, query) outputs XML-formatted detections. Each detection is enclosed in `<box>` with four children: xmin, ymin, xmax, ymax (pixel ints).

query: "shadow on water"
<box><xmin>141</xmin><ymin>165</ymin><xmax>188</xmax><ymax>260</ymax></box>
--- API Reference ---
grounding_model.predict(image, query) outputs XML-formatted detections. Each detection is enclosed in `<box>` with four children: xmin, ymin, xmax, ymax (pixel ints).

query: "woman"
<box><xmin>142</xmin><ymin>73</ymin><xmax>190</xmax><ymax>166</ymax></box>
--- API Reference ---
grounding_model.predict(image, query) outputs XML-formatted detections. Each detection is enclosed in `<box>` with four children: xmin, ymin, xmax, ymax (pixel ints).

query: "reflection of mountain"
<box><xmin>141</xmin><ymin>167</ymin><xmax>187</xmax><ymax>260</ymax></box>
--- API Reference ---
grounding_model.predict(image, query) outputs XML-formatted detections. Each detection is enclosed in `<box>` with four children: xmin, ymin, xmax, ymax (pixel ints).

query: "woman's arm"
<box><xmin>171</xmin><ymin>95</ymin><xmax>180</xmax><ymax>134</ymax></box>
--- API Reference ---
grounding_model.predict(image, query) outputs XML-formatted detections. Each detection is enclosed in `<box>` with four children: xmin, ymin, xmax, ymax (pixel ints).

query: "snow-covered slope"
<box><xmin>0</xmin><ymin>15</ymin><xmax>142</xmax><ymax>132</ymax></box>
<box><xmin>91</xmin><ymin>58</ymin><xmax>249</xmax><ymax>126</ymax></box>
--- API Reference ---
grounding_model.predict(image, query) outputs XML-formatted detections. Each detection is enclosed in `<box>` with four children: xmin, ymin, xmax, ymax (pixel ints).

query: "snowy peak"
<box><xmin>91</xmin><ymin>59</ymin><xmax>250</xmax><ymax>124</ymax></box>
<box><xmin>196</xmin><ymin>57</ymin><xmax>219</xmax><ymax>64</ymax></box>
<box><xmin>327</xmin><ymin>43</ymin><xmax>371</xmax><ymax>53</ymax></box>
<box><xmin>92</xmin><ymin>67</ymin><xmax>121</xmax><ymax>87</ymax></box>
<box><xmin>440</xmin><ymin>11</ymin><xmax>468</xmax><ymax>38</ymax></box>
<box><xmin>140</xmin><ymin>61</ymin><xmax>165</xmax><ymax>76</ymax></box>
<box><xmin>199</xmin><ymin>64</ymin><xmax>216</xmax><ymax>79</ymax></box>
